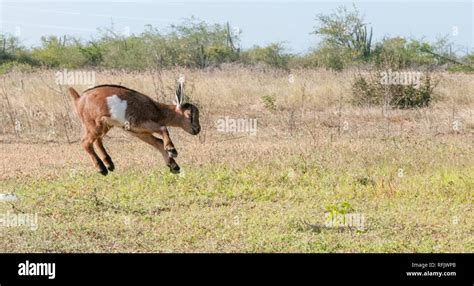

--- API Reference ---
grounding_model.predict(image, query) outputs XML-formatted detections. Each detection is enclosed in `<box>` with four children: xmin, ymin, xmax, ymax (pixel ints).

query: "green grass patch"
<box><xmin>1</xmin><ymin>156</ymin><xmax>472</xmax><ymax>252</ymax></box>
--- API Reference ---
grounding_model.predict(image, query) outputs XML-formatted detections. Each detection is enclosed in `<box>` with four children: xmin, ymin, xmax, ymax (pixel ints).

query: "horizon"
<box><xmin>0</xmin><ymin>0</ymin><xmax>472</xmax><ymax>55</ymax></box>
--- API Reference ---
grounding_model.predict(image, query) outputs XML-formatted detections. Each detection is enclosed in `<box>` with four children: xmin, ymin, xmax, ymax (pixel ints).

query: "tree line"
<box><xmin>1</xmin><ymin>6</ymin><xmax>473</xmax><ymax>73</ymax></box>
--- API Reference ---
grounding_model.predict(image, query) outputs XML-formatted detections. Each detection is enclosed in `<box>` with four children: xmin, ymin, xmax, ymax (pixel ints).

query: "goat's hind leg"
<box><xmin>94</xmin><ymin>136</ymin><xmax>115</xmax><ymax>171</ymax></box>
<box><xmin>81</xmin><ymin>131</ymin><xmax>109</xmax><ymax>176</ymax></box>
<box><xmin>93</xmin><ymin>118</ymin><xmax>115</xmax><ymax>171</ymax></box>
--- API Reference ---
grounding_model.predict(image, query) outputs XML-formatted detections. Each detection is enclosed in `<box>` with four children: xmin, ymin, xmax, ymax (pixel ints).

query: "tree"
<box><xmin>313</xmin><ymin>5</ymin><xmax>373</xmax><ymax>61</ymax></box>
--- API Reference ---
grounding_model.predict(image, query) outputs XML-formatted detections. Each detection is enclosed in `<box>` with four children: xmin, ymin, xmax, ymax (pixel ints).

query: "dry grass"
<box><xmin>1</xmin><ymin>67</ymin><xmax>473</xmax><ymax>142</ymax></box>
<box><xmin>0</xmin><ymin>67</ymin><xmax>473</xmax><ymax>252</ymax></box>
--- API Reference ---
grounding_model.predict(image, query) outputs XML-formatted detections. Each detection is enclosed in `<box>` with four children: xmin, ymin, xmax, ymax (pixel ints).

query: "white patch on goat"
<box><xmin>106</xmin><ymin>95</ymin><xmax>127</xmax><ymax>124</ymax></box>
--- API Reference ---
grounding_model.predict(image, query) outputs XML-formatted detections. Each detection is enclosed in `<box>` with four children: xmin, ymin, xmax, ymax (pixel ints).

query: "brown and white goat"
<box><xmin>68</xmin><ymin>82</ymin><xmax>200</xmax><ymax>175</ymax></box>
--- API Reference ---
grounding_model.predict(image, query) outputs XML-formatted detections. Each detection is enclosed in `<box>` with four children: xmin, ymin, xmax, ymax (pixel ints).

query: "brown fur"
<box><xmin>68</xmin><ymin>84</ymin><xmax>200</xmax><ymax>175</ymax></box>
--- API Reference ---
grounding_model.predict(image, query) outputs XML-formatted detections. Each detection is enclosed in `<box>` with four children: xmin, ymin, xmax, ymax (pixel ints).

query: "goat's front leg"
<box><xmin>131</xmin><ymin>132</ymin><xmax>180</xmax><ymax>174</ymax></box>
<box><xmin>140</xmin><ymin>121</ymin><xmax>178</xmax><ymax>158</ymax></box>
<box><xmin>155</xmin><ymin>127</ymin><xmax>178</xmax><ymax>158</ymax></box>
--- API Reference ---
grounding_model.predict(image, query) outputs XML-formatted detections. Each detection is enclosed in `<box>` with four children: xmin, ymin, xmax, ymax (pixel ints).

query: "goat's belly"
<box><xmin>105</xmin><ymin>118</ymin><xmax>125</xmax><ymax>127</ymax></box>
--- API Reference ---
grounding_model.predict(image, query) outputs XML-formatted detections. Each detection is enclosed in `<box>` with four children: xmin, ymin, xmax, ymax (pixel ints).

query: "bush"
<box><xmin>240</xmin><ymin>43</ymin><xmax>290</xmax><ymax>69</ymax></box>
<box><xmin>447</xmin><ymin>53</ymin><xmax>474</xmax><ymax>73</ymax></box>
<box><xmin>307</xmin><ymin>45</ymin><xmax>351</xmax><ymax>71</ymax></box>
<box><xmin>261</xmin><ymin>94</ymin><xmax>277</xmax><ymax>111</ymax></box>
<box><xmin>99</xmin><ymin>36</ymin><xmax>150</xmax><ymax>70</ymax></box>
<box><xmin>0</xmin><ymin>61</ymin><xmax>18</xmax><ymax>74</ymax></box>
<box><xmin>31</xmin><ymin>36</ymin><xmax>87</xmax><ymax>68</ymax></box>
<box><xmin>0</xmin><ymin>61</ymin><xmax>35</xmax><ymax>74</ymax></box>
<box><xmin>371</xmin><ymin>37</ymin><xmax>438</xmax><ymax>69</ymax></box>
<box><xmin>352</xmin><ymin>76</ymin><xmax>382</xmax><ymax>105</ymax></box>
<box><xmin>79</xmin><ymin>42</ymin><xmax>103</xmax><ymax>66</ymax></box>
<box><xmin>352</xmin><ymin>70</ymin><xmax>438</xmax><ymax>108</ymax></box>
<box><xmin>352</xmin><ymin>34</ymin><xmax>440</xmax><ymax>108</ymax></box>
<box><xmin>392</xmin><ymin>76</ymin><xmax>435</xmax><ymax>107</ymax></box>
<box><xmin>447</xmin><ymin>64</ymin><xmax>474</xmax><ymax>73</ymax></box>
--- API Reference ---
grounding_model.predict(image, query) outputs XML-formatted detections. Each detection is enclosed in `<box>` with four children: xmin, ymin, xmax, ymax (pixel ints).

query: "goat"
<box><xmin>68</xmin><ymin>82</ymin><xmax>200</xmax><ymax>176</ymax></box>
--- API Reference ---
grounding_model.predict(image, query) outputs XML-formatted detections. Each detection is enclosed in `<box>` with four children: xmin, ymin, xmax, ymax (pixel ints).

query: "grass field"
<box><xmin>1</xmin><ymin>67</ymin><xmax>473</xmax><ymax>252</ymax></box>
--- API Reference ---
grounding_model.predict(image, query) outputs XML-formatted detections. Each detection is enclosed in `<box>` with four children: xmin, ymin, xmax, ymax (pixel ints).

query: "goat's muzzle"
<box><xmin>192</xmin><ymin>126</ymin><xmax>201</xmax><ymax>135</ymax></box>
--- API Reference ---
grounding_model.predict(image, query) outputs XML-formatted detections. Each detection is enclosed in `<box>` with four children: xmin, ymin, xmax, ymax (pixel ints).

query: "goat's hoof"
<box><xmin>105</xmin><ymin>157</ymin><xmax>115</xmax><ymax>171</ymax></box>
<box><xmin>98</xmin><ymin>162</ymin><xmax>109</xmax><ymax>176</ymax></box>
<box><xmin>99</xmin><ymin>168</ymin><xmax>108</xmax><ymax>176</ymax></box>
<box><xmin>107</xmin><ymin>163</ymin><xmax>115</xmax><ymax>171</ymax></box>
<box><xmin>169</xmin><ymin>163</ymin><xmax>180</xmax><ymax>174</ymax></box>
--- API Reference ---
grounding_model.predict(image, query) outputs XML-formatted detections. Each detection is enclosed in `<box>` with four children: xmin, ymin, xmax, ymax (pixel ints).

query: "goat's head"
<box><xmin>174</xmin><ymin>81</ymin><xmax>201</xmax><ymax>135</ymax></box>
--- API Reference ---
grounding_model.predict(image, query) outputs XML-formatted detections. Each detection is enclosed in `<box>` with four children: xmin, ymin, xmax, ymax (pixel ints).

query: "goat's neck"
<box><xmin>154</xmin><ymin>102</ymin><xmax>183</xmax><ymax>127</ymax></box>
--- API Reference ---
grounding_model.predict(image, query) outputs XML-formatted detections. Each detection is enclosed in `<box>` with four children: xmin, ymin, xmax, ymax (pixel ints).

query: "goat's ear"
<box><xmin>174</xmin><ymin>81</ymin><xmax>184</xmax><ymax>109</ymax></box>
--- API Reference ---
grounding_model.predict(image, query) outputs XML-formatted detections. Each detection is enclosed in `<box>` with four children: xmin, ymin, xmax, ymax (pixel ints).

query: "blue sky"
<box><xmin>0</xmin><ymin>0</ymin><xmax>472</xmax><ymax>54</ymax></box>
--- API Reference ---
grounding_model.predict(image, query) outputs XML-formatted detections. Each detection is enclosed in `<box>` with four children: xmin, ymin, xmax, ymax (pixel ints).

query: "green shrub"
<box><xmin>448</xmin><ymin>53</ymin><xmax>474</xmax><ymax>73</ymax></box>
<box><xmin>0</xmin><ymin>61</ymin><xmax>17</xmax><ymax>74</ymax></box>
<box><xmin>31</xmin><ymin>36</ymin><xmax>87</xmax><ymax>68</ymax></box>
<box><xmin>352</xmin><ymin>75</ymin><xmax>383</xmax><ymax>105</ymax></box>
<box><xmin>261</xmin><ymin>94</ymin><xmax>277</xmax><ymax>112</ymax></box>
<box><xmin>241</xmin><ymin>43</ymin><xmax>290</xmax><ymax>69</ymax></box>
<box><xmin>79</xmin><ymin>42</ymin><xmax>103</xmax><ymax>66</ymax></box>
<box><xmin>447</xmin><ymin>64</ymin><xmax>474</xmax><ymax>73</ymax></box>
<box><xmin>352</xmin><ymin>70</ymin><xmax>438</xmax><ymax>108</ymax></box>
